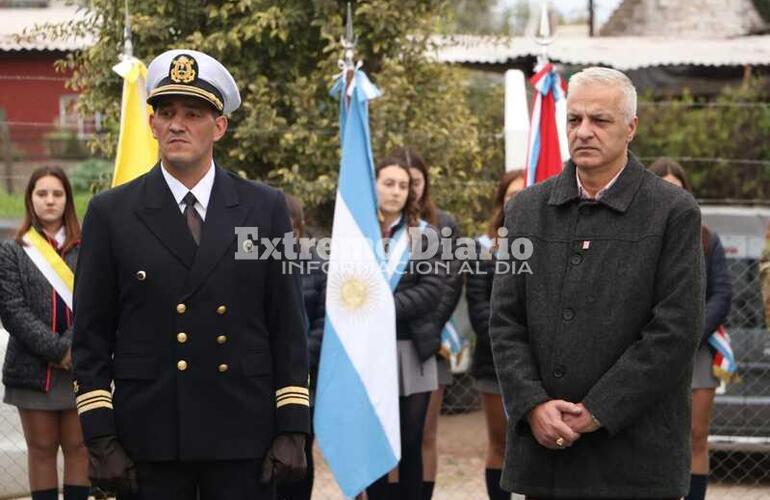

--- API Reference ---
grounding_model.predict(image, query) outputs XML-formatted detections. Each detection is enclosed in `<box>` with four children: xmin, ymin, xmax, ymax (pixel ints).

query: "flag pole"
<box><xmin>525</xmin><ymin>0</ymin><xmax>569</xmax><ymax>186</ymax></box>
<box><xmin>110</xmin><ymin>1</ymin><xmax>158</xmax><ymax>187</ymax></box>
<box><xmin>535</xmin><ymin>0</ymin><xmax>552</xmax><ymax>67</ymax></box>
<box><xmin>122</xmin><ymin>0</ymin><xmax>133</xmax><ymax>60</ymax></box>
<box><xmin>340</xmin><ymin>2</ymin><xmax>358</xmax><ymax>98</ymax></box>
<box><xmin>315</xmin><ymin>5</ymin><xmax>396</xmax><ymax>496</ymax></box>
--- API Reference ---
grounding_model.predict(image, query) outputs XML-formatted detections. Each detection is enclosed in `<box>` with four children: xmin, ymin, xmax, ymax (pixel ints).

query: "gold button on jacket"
<box><xmin>177</xmin><ymin>360</ymin><xmax>188</xmax><ymax>371</ymax></box>
<box><xmin>176</xmin><ymin>303</ymin><xmax>187</xmax><ymax>314</ymax></box>
<box><xmin>216</xmin><ymin>335</ymin><xmax>227</xmax><ymax>344</ymax></box>
<box><xmin>177</xmin><ymin>332</ymin><xmax>188</xmax><ymax>343</ymax></box>
<box><xmin>216</xmin><ymin>305</ymin><xmax>227</xmax><ymax>314</ymax></box>
<box><xmin>218</xmin><ymin>364</ymin><xmax>229</xmax><ymax>373</ymax></box>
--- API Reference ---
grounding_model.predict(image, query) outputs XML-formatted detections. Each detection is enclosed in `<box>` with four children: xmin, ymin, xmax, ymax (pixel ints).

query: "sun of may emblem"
<box><xmin>170</xmin><ymin>55</ymin><xmax>197</xmax><ymax>83</ymax></box>
<box><xmin>328</xmin><ymin>264</ymin><xmax>384</xmax><ymax>322</ymax></box>
<box><xmin>340</xmin><ymin>278</ymin><xmax>367</xmax><ymax>310</ymax></box>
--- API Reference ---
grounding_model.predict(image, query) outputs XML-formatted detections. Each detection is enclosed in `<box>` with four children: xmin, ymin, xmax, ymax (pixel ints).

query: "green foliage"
<box><xmin>0</xmin><ymin>192</ymin><xmax>92</xmax><ymax>221</ymax></box>
<box><xmin>634</xmin><ymin>78</ymin><xmax>770</xmax><ymax>200</ymax></box>
<box><xmin>69</xmin><ymin>158</ymin><xmax>113</xmax><ymax>194</ymax></box>
<box><xmin>456</xmin><ymin>71</ymin><xmax>507</xmax><ymax>233</ymax></box>
<box><xmin>41</xmin><ymin>0</ymin><xmax>495</xmax><ymax>234</ymax></box>
<box><xmin>439</xmin><ymin>0</ymin><xmax>530</xmax><ymax>35</ymax></box>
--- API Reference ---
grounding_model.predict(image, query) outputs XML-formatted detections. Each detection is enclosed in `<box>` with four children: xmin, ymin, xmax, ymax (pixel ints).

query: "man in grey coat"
<box><xmin>489</xmin><ymin>67</ymin><xmax>704</xmax><ymax>498</ymax></box>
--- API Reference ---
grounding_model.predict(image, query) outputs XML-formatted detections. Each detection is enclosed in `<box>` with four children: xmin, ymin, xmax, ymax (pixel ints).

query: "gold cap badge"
<box><xmin>169</xmin><ymin>55</ymin><xmax>197</xmax><ymax>84</ymax></box>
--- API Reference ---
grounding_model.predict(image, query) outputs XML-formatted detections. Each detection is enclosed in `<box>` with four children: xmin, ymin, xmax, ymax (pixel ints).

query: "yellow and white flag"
<box><xmin>111</xmin><ymin>57</ymin><xmax>158</xmax><ymax>187</ymax></box>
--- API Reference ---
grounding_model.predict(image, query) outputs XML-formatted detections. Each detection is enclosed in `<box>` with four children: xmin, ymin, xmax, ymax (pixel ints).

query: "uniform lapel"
<box><xmin>181</xmin><ymin>166</ymin><xmax>249</xmax><ymax>301</ymax></box>
<box><xmin>135</xmin><ymin>165</ymin><xmax>197</xmax><ymax>269</ymax></box>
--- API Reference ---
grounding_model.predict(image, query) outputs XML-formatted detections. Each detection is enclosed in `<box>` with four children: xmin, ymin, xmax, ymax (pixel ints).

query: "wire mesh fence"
<box><xmin>702</xmin><ymin>207</ymin><xmax>770</xmax><ymax>498</ymax></box>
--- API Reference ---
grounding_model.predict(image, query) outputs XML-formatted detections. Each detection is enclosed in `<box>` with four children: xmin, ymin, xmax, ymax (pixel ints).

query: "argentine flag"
<box><xmin>314</xmin><ymin>69</ymin><xmax>400</xmax><ymax>497</ymax></box>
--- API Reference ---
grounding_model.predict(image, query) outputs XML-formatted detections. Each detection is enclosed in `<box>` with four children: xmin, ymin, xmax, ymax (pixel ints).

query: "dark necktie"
<box><xmin>183</xmin><ymin>192</ymin><xmax>202</xmax><ymax>245</ymax></box>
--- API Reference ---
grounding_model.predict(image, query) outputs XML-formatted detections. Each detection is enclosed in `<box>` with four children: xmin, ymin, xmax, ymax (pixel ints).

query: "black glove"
<box><xmin>260</xmin><ymin>433</ymin><xmax>307</xmax><ymax>484</ymax></box>
<box><xmin>86</xmin><ymin>435</ymin><xmax>138</xmax><ymax>495</ymax></box>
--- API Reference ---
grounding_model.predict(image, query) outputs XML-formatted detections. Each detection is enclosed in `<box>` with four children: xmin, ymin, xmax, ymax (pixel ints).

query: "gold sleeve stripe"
<box><xmin>276</xmin><ymin>397</ymin><xmax>310</xmax><ymax>408</ymax></box>
<box><xmin>276</xmin><ymin>386</ymin><xmax>309</xmax><ymax>397</ymax></box>
<box><xmin>76</xmin><ymin>400</ymin><xmax>114</xmax><ymax>415</ymax></box>
<box><xmin>276</xmin><ymin>391</ymin><xmax>310</xmax><ymax>399</ymax></box>
<box><xmin>76</xmin><ymin>396</ymin><xmax>112</xmax><ymax>407</ymax></box>
<box><xmin>276</xmin><ymin>393</ymin><xmax>309</xmax><ymax>403</ymax></box>
<box><xmin>75</xmin><ymin>390</ymin><xmax>112</xmax><ymax>405</ymax></box>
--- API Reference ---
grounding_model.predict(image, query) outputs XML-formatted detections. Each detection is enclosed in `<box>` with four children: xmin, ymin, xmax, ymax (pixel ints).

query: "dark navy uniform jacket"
<box><xmin>72</xmin><ymin>164</ymin><xmax>309</xmax><ymax>462</ymax></box>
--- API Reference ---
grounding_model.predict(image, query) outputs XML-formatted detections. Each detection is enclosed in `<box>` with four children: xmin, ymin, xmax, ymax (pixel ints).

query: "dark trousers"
<box><xmin>367</xmin><ymin>391</ymin><xmax>431</xmax><ymax>500</ymax></box>
<box><xmin>117</xmin><ymin>459</ymin><xmax>273</xmax><ymax>500</ymax></box>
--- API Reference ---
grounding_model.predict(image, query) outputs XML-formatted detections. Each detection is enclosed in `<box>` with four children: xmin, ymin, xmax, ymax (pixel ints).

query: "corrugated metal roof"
<box><xmin>0</xmin><ymin>2</ymin><xmax>91</xmax><ymax>52</ymax></box>
<box><xmin>430</xmin><ymin>34</ymin><xmax>770</xmax><ymax>70</ymax></box>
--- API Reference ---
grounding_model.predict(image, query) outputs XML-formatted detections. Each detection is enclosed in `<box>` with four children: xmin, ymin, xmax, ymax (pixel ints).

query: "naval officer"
<box><xmin>72</xmin><ymin>49</ymin><xmax>310</xmax><ymax>499</ymax></box>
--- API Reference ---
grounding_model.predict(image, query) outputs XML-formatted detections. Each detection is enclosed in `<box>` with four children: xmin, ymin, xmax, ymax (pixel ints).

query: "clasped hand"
<box><xmin>526</xmin><ymin>400</ymin><xmax>599</xmax><ymax>450</ymax></box>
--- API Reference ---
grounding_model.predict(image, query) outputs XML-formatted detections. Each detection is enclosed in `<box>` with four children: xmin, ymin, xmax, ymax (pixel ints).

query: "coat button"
<box><xmin>217</xmin><ymin>335</ymin><xmax>227</xmax><ymax>344</ymax></box>
<box><xmin>570</xmin><ymin>254</ymin><xmax>583</xmax><ymax>265</ymax></box>
<box><xmin>217</xmin><ymin>305</ymin><xmax>227</xmax><ymax>315</ymax></box>
<box><xmin>177</xmin><ymin>360</ymin><xmax>188</xmax><ymax>371</ymax></box>
<box><xmin>562</xmin><ymin>308</ymin><xmax>575</xmax><ymax>321</ymax></box>
<box><xmin>218</xmin><ymin>364</ymin><xmax>229</xmax><ymax>373</ymax></box>
<box><xmin>176</xmin><ymin>303</ymin><xmax>187</xmax><ymax>314</ymax></box>
<box><xmin>553</xmin><ymin>365</ymin><xmax>566</xmax><ymax>378</ymax></box>
<box><xmin>177</xmin><ymin>332</ymin><xmax>188</xmax><ymax>343</ymax></box>
<box><xmin>136</xmin><ymin>270</ymin><xmax>147</xmax><ymax>280</ymax></box>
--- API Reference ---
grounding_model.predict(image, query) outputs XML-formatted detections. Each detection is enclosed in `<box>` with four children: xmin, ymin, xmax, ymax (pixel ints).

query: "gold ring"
<box><xmin>555</xmin><ymin>437</ymin><xmax>565</xmax><ymax>447</ymax></box>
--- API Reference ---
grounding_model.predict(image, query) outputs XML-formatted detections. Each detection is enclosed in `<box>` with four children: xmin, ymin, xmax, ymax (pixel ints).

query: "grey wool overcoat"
<box><xmin>490</xmin><ymin>155</ymin><xmax>705</xmax><ymax>498</ymax></box>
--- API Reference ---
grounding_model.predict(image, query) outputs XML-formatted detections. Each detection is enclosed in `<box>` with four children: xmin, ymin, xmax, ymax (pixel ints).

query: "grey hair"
<box><xmin>568</xmin><ymin>67</ymin><xmax>637</xmax><ymax>123</ymax></box>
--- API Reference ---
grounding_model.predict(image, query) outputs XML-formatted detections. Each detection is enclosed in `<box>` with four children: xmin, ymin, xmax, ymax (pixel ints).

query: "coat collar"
<box><xmin>135</xmin><ymin>163</ymin><xmax>245</xmax><ymax>278</ymax></box>
<box><xmin>135</xmin><ymin>164</ymin><xmax>198</xmax><ymax>268</ymax></box>
<box><xmin>547</xmin><ymin>152</ymin><xmax>645</xmax><ymax>213</ymax></box>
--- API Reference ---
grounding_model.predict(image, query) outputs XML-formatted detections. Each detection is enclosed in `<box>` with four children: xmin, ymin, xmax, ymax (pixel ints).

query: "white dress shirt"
<box><xmin>160</xmin><ymin>161</ymin><xmax>215</xmax><ymax>221</ymax></box>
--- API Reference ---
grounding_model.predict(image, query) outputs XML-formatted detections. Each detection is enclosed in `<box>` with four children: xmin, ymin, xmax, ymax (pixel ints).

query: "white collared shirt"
<box><xmin>53</xmin><ymin>227</ymin><xmax>66</xmax><ymax>248</ymax></box>
<box><xmin>45</xmin><ymin>226</ymin><xmax>66</xmax><ymax>250</ymax></box>
<box><xmin>160</xmin><ymin>161</ymin><xmax>215</xmax><ymax>221</ymax></box>
<box><xmin>388</xmin><ymin>215</ymin><xmax>403</xmax><ymax>231</ymax></box>
<box><xmin>576</xmin><ymin>165</ymin><xmax>625</xmax><ymax>200</ymax></box>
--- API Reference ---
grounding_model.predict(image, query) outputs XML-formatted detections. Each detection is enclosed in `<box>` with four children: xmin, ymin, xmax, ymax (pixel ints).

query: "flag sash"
<box><xmin>708</xmin><ymin>325</ymin><xmax>740</xmax><ymax>384</ymax></box>
<box><xmin>21</xmin><ymin>229</ymin><xmax>73</xmax><ymax>310</ymax></box>
<box><xmin>385</xmin><ymin>220</ymin><xmax>427</xmax><ymax>290</ymax></box>
<box><xmin>440</xmin><ymin>319</ymin><xmax>462</xmax><ymax>358</ymax></box>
